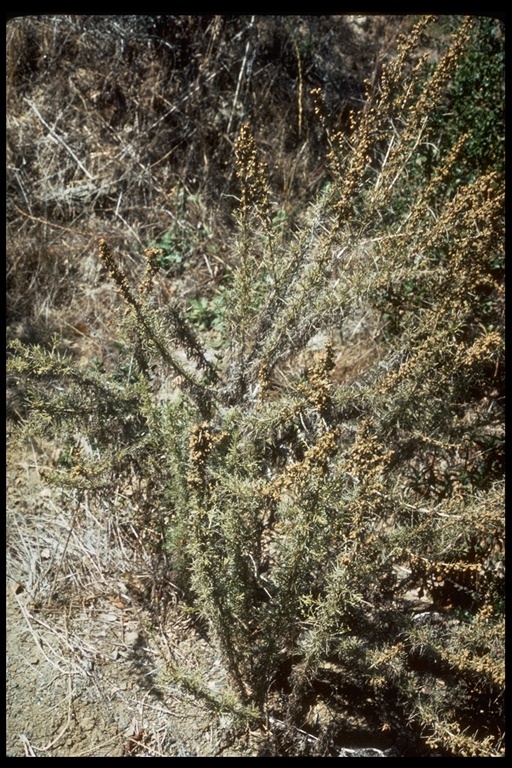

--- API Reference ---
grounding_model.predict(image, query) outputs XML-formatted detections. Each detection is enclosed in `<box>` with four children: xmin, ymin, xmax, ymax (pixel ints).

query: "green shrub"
<box><xmin>8</xmin><ymin>15</ymin><xmax>504</xmax><ymax>756</ymax></box>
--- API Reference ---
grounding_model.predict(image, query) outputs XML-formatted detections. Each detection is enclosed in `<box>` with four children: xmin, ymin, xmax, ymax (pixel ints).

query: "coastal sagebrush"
<box><xmin>8</xmin><ymin>15</ymin><xmax>504</xmax><ymax>756</ymax></box>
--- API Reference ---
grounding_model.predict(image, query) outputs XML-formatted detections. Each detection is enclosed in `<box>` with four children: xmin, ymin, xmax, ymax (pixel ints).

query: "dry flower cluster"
<box><xmin>7</xmin><ymin>15</ymin><xmax>503</xmax><ymax>757</ymax></box>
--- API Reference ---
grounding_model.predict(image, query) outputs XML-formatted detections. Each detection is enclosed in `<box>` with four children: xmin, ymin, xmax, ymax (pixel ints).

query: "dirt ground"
<box><xmin>7</xmin><ymin>15</ymin><xmax>503</xmax><ymax>757</ymax></box>
<box><xmin>6</xmin><ymin>332</ymin><xmax>402</xmax><ymax>758</ymax></box>
<box><xmin>6</xmin><ymin>444</ymin><xmax>261</xmax><ymax>758</ymax></box>
<box><xmin>5</xmin><ymin>412</ymin><xmax>432</xmax><ymax>759</ymax></box>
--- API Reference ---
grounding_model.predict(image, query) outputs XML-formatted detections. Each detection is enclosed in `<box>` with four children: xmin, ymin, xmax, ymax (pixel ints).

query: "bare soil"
<box><xmin>6</xmin><ymin>444</ymin><xmax>263</xmax><ymax>757</ymax></box>
<box><xmin>8</xmin><ymin>15</ymin><xmax>503</xmax><ymax>757</ymax></box>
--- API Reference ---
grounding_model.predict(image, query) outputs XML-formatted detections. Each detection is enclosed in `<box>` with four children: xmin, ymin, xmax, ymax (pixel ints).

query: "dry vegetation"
<box><xmin>7</xmin><ymin>15</ymin><xmax>504</xmax><ymax>757</ymax></box>
<box><xmin>6</xmin><ymin>15</ymin><xmax>388</xmax><ymax>347</ymax></box>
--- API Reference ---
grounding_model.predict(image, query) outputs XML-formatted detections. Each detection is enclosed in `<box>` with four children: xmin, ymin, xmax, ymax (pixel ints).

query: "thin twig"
<box><xmin>47</xmin><ymin>505</ymin><xmax>81</xmax><ymax>607</ymax></box>
<box><xmin>20</xmin><ymin>734</ymin><xmax>36</xmax><ymax>757</ymax></box>
<box><xmin>24</xmin><ymin>99</ymin><xmax>94</xmax><ymax>180</ymax></box>
<box><xmin>14</xmin><ymin>594</ymin><xmax>67</xmax><ymax>673</ymax></box>
<box><xmin>12</xmin><ymin>202</ymin><xmax>98</xmax><ymax>239</ymax></box>
<box><xmin>227</xmin><ymin>16</ymin><xmax>255</xmax><ymax>134</ymax></box>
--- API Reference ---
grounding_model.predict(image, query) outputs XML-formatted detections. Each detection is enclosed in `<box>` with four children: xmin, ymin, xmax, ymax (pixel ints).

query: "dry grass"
<box><xmin>7</xmin><ymin>436</ymin><xmax>242</xmax><ymax>756</ymax></box>
<box><xmin>6</xmin><ymin>17</ymin><xmax>401</xmax><ymax>755</ymax></box>
<box><xmin>6</xmin><ymin>14</ymin><xmax>504</xmax><ymax>758</ymax></box>
<box><xmin>7</xmin><ymin>15</ymin><xmax>392</xmax><ymax>346</ymax></box>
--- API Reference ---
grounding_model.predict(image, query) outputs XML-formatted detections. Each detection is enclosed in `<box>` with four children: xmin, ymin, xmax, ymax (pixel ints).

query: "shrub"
<box><xmin>8</xmin><ymin>15</ymin><xmax>504</xmax><ymax>756</ymax></box>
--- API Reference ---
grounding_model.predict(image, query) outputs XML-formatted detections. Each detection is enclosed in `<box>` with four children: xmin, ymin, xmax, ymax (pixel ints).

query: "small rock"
<box><xmin>125</xmin><ymin>631</ymin><xmax>140</xmax><ymax>646</ymax></box>
<box><xmin>9</xmin><ymin>580</ymin><xmax>24</xmax><ymax>596</ymax></box>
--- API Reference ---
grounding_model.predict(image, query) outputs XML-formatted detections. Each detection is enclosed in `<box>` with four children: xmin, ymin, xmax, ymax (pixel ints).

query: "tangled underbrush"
<box><xmin>8</xmin><ymin>15</ymin><xmax>504</xmax><ymax>757</ymax></box>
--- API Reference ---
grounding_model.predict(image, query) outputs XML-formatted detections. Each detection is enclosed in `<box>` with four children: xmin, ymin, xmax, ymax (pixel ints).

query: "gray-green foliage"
<box><xmin>8</xmin><ymin>15</ymin><xmax>504</xmax><ymax>756</ymax></box>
